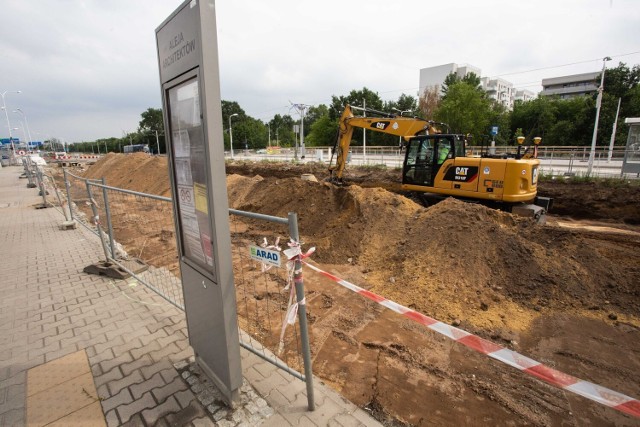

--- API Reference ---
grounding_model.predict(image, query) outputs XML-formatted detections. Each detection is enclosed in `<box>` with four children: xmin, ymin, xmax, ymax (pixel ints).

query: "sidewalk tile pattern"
<box><xmin>0</xmin><ymin>166</ymin><xmax>381</xmax><ymax>426</ymax></box>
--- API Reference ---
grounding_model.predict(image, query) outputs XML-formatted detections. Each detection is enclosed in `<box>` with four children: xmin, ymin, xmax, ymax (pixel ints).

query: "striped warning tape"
<box><xmin>302</xmin><ymin>261</ymin><xmax>640</xmax><ymax>419</ymax></box>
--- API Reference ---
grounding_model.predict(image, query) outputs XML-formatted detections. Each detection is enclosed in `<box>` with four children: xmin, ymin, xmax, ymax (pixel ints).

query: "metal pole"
<box><xmin>155</xmin><ymin>130</ymin><xmax>160</xmax><ymax>155</ymax></box>
<box><xmin>287</xmin><ymin>212</ymin><xmax>315</xmax><ymax>411</ymax></box>
<box><xmin>587</xmin><ymin>57</ymin><xmax>611</xmax><ymax>175</ymax></box>
<box><xmin>229</xmin><ymin>113</ymin><xmax>238</xmax><ymax>159</ymax></box>
<box><xmin>1</xmin><ymin>90</ymin><xmax>21</xmax><ymax>164</ymax></box>
<box><xmin>300</xmin><ymin>108</ymin><xmax>305</xmax><ymax>159</ymax></box>
<box><xmin>608</xmin><ymin>97</ymin><xmax>622</xmax><ymax>163</ymax></box>
<box><xmin>36</xmin><ymin>167</ymin><xmax>48</xmax><ymax>206</ymax></box>
<box><xmin>49</xmin><ymin>174</ymin><xmax>69</xmax><ymax>221</ymax></box>
<box><xmin>363</xmin><ymin>99</ymin><xmax>366</xmax><ymax>164</ymax></box>
<box><xmin>101</xmin><ymin>177</ymin><xmax>116</xmax><ymax>258</ymax></box>
<box><xmin>14</xmin><ymin>109</ymin><xmax>33</xmax><ymax>148</ymax></box>
<box><xmin>62</xmin><ymin>168</ymin><xmax>73</xmax><ymax>221</ymax></box>
<box><xmin>85</xmin><ymin>181</ymin><xmax>111</xmax><ymax>262</ymax></box>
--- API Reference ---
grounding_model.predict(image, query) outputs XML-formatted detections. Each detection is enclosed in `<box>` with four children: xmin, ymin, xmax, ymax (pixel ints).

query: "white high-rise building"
<box><xmin>481</xmin><ymin>77</ymin><xmax>514</xmax><ymax>109</ymax></box>
<box><xmin>418</xmin><ymin>63</ymin><xmax>482</xmax><ymax>96</ymax></box>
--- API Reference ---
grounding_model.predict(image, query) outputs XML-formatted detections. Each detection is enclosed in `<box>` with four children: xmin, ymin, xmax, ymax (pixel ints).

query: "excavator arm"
<box><xmin>328</xmin><ymin>104</ymin><xmax>439</xmax><ymax>182</ymax></box>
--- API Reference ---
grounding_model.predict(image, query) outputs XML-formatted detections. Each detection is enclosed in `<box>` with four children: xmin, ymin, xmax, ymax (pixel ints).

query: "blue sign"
<box><xmin>491</xmin><ymin>126</ymin><xmax>499</xmax><ymax>136</ymax></box>
<box><xmin>1</xmin><ymin>138</ymin><xmax>20</xmax><ymax>145</ymax></box>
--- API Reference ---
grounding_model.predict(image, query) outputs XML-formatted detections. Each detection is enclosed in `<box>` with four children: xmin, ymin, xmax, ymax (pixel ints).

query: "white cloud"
<box><xmin>1</xmin><ymin>0</ymin><xmax>638</xmax><ymax>141</ymax></box>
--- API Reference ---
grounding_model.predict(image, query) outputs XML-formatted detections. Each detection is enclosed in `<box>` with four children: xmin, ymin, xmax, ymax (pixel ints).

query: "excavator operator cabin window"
<box><xmin>454</xmin><ymin>136</ymin><xmax>466</xmax><ymax>157</ymax></box>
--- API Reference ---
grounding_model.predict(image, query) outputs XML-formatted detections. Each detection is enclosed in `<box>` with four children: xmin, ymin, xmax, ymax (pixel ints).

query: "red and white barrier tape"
<box><xmin>275</xmin><ymin>240</ymin><xmax>315</xmax><ymax>355</ymax></box>
<box><xmin>302</xmin><ymin>261</ymin><xmax>640</xmax><ymax>419</ymax></box>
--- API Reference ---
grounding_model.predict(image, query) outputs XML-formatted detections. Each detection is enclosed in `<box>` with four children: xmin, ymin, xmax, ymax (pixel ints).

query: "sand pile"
<box><xmin>81</xmin><ymin>154</ymin><xmax>639</xmax><ymax>330</ymax></box>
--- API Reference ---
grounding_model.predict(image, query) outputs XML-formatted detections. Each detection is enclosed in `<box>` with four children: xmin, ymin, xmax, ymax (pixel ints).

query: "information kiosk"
<box><xmin>156</xmin><ymin>0</ymin><xmax>242</xmax><ymax>405</ymax></box>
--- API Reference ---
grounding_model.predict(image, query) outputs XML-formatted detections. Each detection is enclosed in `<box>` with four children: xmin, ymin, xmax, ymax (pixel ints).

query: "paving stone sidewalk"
<box><xmin>0</xmin><ymin>165</ymin><xmax>381</xmax><ymax>426</ymax></box>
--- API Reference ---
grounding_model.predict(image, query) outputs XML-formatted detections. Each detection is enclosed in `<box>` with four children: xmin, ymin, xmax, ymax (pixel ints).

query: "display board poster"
<box><xmin>168</xmin><ymin>77</ymin><xmax>214</xmax><ymax>271</ymax></box>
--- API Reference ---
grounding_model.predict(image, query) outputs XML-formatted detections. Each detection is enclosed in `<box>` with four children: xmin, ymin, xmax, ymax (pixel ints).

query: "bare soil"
<box><xmin>76</xmin><ymin>154</ymin><xmax>640</xmax><ymax>426</ymax></box>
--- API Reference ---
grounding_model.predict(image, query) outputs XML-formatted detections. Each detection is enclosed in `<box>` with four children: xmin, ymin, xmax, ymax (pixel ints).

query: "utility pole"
<box><xmin>587</xmin><ymin>56</ymin><xmax>612</xmax><ymax>175</ymax></box>
<box><xmin>155</xmin><ymin>130</ymin><xmax>160</xmax><ymax>155</ymax></box>
<box><xmin>290</xmin><ymin>102</ymin><xmax>309</xmax><ymax>159</ymax></box>
<box><xmin>608</xmin><ymin>97</ymin><xmax>622</xmax><ymax>163</ymax></box>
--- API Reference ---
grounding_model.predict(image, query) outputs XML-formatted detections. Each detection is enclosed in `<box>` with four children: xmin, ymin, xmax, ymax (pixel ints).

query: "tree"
<box><xmin>269</xmin><ymin>114</ymin><xmax>296</xmax><ymax>147</ymax></box>
<box><xmin>419</xmin><ymin>85</ymin><xmax>441</xmax><ymax>120</ymax></box>
<box><xmin>137</xmin><ymin>108</ymin><xmax>166</xmax><ymax>154</ymax></box>
<box><xmin>510</xmin><ymin>96</ymin><xmax>593</xmax><ymax>146</ymax></box>
<box><xmin>306</xmin><ymin>112</ymin><xmax>338</xmax><ymax>147</ymax></box>
<box><xmin>598</xmin><ymin>62</ymin><xmax>640</xmax><ymax>146</ymax></box>
<box><xmin>329</xmin><ymin>87</ymin><xmax>384</xmax><ymax>120</ymax></box>
<box><xmin>138</xmin><ymin>108</ymin><xmax>163</xmax><ymax>133</ymax></box>
<box><xmin>385</xmin><ymin>93</ymin><xmax>418</xmax><ymax>116</ymax></box>
<box><xmin>435</xmin><ymin>82</ymin><xmax>492</xmax><ymax>140</ymax></box>
<box><xmin>442</xmin><ymin>72</ymin><xmax>483</xmax><ymax>97</ymax></box>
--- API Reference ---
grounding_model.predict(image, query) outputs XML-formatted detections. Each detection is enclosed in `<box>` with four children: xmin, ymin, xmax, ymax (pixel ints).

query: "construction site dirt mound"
<box><xmin>82</xmin><ymin>152</ymin><xmax>172</xmax><ymax>197</ymax></box>
<box><xmin>77</xmin><ymin>154</ymin><xmax>640</xmax><ymax>426</ymax></box>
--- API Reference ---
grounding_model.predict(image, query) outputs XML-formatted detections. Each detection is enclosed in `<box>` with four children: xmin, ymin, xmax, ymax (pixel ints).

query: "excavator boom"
<box><xmin>328</xmin><ymin>104</ymin><xmax>438</xmax><ymax>182</ymax></box>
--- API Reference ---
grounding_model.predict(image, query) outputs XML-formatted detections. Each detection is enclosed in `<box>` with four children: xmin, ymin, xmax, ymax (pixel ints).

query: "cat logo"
<box><xmin>371</xmin><ymin>121</ymin><xmax>389</xmax><ymax>130</ymax></box>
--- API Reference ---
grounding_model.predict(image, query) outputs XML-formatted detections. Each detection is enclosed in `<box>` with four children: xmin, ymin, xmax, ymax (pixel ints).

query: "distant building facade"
<box><xmin>481</xmin><ymin>77</ymin><xmax>514</xmax><ymax>109</ymax></box>
<box><xmin>514</xmin><ymin>89</ymin><xmax>536</xmax><ymax>103</ymax></box>
<box><xmin>419</xmin><ymin>63</ymin><xmax>481</xmax><ymax>96</ymax></box>
<box><xmin>541</xmin><ymin>71</ymin><xmax>599</xmax><ymax>99</ymax></box>
<box><xmin>418</xmin><ymin>63</ymin><xmax>535</xmax><ymax>110</ymax></box>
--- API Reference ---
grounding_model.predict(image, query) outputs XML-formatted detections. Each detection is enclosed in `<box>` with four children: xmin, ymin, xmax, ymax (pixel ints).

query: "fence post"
<box><xmin>288</xmin><ymin>212</ymin><xmax>315</xmax><ymax>411</ymax></box>
<box><xmin>63</xmin><ymin>169</ymin><xmax>74</xmax><ymax>221</ymax></box>
<box><xmin>85</xmin><ymin>181</ymin><xmax>111</xmax><ymax>262</ymax></box>
<box><xmin>36</xmin><ymin>167</ymin><xmax>48</xmax><ymax>206</ymax></box>
<box><xmin>25</xmin><ymin>158</ymin><xmax>36</xmax><ymax>188</ymax></box>
<box><xmin>48</xmin><ymin>174</ymin><xmax>69</xmax><ymax>221</ymax></box>
<box><xmin>101</xmin><ymin>177</ymin><xmax>117</xmax><ymax>259</ymax></box>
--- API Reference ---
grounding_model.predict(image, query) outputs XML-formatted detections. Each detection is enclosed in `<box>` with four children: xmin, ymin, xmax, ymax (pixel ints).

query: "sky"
<box><xmin>1</xmin><ymin>0</ymin><xmax>639</xmax><ymax>143</ymax></box>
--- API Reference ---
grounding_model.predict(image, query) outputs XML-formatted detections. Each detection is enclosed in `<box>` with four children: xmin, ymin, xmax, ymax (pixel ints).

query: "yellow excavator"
<box><xmin>328</xmin><ymin>104</ymin><xmax>552</xmax><ymax>221</ymax></box>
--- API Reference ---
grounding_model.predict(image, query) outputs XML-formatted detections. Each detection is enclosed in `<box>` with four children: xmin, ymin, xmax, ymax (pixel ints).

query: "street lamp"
<box><xmin>587</xmin><ymin>56</ymin><xmax>612</xmax><ymax>176</ymax></box>
<box><xmin>13</xmin><ymin>108</ymin><xmax>33</xmax><ymax>149</ymax></box>
<box><xmin>228</xmin><ymin>113</ymin><xmax>238</xmax><ymax>159</ymax></box>
<box><xmin>1</xmin><ymin>90</ymin><xmax>21</xmax><ymax>163</ymax></box>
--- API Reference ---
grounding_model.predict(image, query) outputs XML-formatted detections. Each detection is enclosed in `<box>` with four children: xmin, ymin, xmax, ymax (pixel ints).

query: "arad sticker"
<box><xmin>249</xmin><ymin>245</ymin><xmax>281</xmax><ymax>267</ymax></box>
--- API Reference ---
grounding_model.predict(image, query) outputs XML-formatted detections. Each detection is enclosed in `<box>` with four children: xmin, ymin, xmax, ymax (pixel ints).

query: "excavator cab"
<box><xmin>403</xmin><ymin>135</ymin><xmax>465</xmax><ymax>187</ymax></box>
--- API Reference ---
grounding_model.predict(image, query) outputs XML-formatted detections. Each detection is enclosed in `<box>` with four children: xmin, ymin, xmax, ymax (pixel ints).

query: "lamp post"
<box><xmin>13</xmin><ymin>108</ymin><xmax>33</xmax><ymax>149</ymax></box>
<box><xmin>587</xmin><ymin>56</ymin><xmax>612</xmax><ymax>176</ymax></box>
<box><xmin>228</xmin><ymin>113</ymin><xmax>238</xmax><ymax>159</ymax></box>
<box><xmin>1</xmin><ymin>90</ymin><xmax>21</xmax><ymax>163</ymax></box>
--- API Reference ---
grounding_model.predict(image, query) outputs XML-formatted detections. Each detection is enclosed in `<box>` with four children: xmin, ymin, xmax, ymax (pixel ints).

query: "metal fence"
<box><xmin>238</xmin><ymin>145</ymin><xmax>639</xmax><ymax>178</ymax></box>
<box><xmin>58</xmin><ymin>169</ymin><xmax>314</xmax><ymax>409</ymax></box>
<box><xmin>63</xmin><ymin>169</ymin><xmax>103</xmax><ymax>236</ymax></box>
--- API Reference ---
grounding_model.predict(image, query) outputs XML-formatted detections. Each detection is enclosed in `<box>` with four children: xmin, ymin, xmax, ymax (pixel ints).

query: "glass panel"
<box><xmin>626</xmin><ymin>125</ymin><xmax>640</xmax><ymax>164</ymax></box>
<box><xmin>168</xmin><ymin>77</ymin><xmax>215</xmax><ymax>274</ymax></box>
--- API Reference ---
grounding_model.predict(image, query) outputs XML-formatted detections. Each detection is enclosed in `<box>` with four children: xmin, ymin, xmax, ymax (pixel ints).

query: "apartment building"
<box><xmin>418</xmin><ymin>63</ymin><xmax>534</xmax><ymax>110</ymax></box>
<box><xmin>541</xmin><ymin>71</ymin><xmax>599</xmax><ymax>98</ymax></box>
